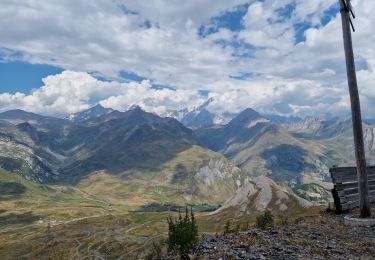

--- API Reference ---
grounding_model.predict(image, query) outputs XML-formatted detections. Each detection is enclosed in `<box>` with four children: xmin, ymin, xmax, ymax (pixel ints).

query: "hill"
<box><xmin>0</xmin><ymin>168</ymin><xmax>108</xmax><ymax>228</ymax></box>
<box><xmin>215</xmin><ymin>176</ymin><xmax>312</xmax><ymax>218</ymax></box>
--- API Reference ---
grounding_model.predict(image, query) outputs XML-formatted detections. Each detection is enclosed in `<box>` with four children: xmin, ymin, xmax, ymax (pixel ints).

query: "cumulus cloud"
<box><xmin>0</xmin><ymin>0</ymin><xmax>375</xmax><ymax>118</ymax></box>
<box><xmin>0</xmin><ymin>0</ymin><xmax>240</xmax><ymax>90</ymax></box>
<box><xmin>0</xmin><ymin>71</ymin><xmax>349</xmax><ymax>119</ymax></box>
<box><xmin>0</xmin><ymin>71</ymin><xmax>205</xmax><ymax>117</ymax></box>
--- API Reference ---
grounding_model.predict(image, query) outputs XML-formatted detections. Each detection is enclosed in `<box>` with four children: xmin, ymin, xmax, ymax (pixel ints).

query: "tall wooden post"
<box><xmin>339</xmin><ymin>0</ymin><xmax>371</xmax><ymax>218</ymax></box>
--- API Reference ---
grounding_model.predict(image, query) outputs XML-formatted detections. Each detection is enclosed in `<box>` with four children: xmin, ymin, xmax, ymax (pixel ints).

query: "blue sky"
<box><xmin>0</xmin><ymin>0</ymin><xmax>374</xmax><ymax>119</ymax></box>
<box><xmin>0</xmin><ymin>61</ymin><xmax>63</xmax><ymax>94</ymax></box>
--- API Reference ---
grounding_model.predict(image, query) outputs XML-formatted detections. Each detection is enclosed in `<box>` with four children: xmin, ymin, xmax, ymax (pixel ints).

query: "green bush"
<box><xmin>234</xmin><ymin>223</ymin><xmax>240</xmax><ymax>233</ymax></box>
<box><xmin>145</xmin><ymin>240</ymin><xmax>164</xmax><ymax>260</ymax></box>
<box><xmin>242</xmin><ymin>221</ymin><xmax>249</xmax><ymax>231</ymax></box>
<box><xmin>224</xmin><ymin>220</ymin><xmax>231</xmax><ymax>234</ymax></box>
<box><xmin>256</xmin><ymin>211</ymin><xmax>274</xmax><ymax>229</ymax></box>
<box><xmin>167</xmin><ymin>207</ymin><xmax>198</xmax><ymax>258</ymax></box>
<box><xmin>279</xmin><ymin>216</ymin><xmax>289</xmax><ymax>226</ymax></box>
<box><xmin>294</xmin><ymin>217</ymin><xmax>304</xmax><ymax>224</ymax></box>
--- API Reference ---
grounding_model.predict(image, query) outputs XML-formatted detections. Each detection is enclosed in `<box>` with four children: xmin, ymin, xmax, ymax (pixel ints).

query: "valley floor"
<box><xmin>1</xmin><ymin>205</ymin><xmax>375</xmax><ymax>259</ymax></box>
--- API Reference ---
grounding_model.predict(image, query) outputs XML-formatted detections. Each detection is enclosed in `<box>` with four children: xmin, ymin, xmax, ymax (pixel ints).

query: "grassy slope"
<box><xmin>77</xmin><ymin>145</ymin><xmax>232</xmax><ymax>207</ymax></box>
<box><xmin>228</xmin><ymin>126</ymin><xmax>334</xmax><ymax>183</ymax></box>
<box><xmin>0</xmin><ymin>153</ymin><xmax>318</xmax><ymax>259</ymax></box>
<box><xmin>0</xmin><ymin>205</ymin><xmax>323</xmax><ymax>259</ymax></box>
<box><xmin>0</xmin><ymin>169</ymin><xmax>109</xmax><ymax>229</ymax></box>
<box><xmin>0</xmin><ymin>144</ymin><xmax>317</xmax><ymax>258</ymax></box>
<box><xmin>0</xmin><ymin>145</ymin><xmax>237</xmax><ymax>230</ymax></box>
<box><xmin>322</xmin><ymin>127</ymin><xmax>375</xmax><ymax>165</ymax></box>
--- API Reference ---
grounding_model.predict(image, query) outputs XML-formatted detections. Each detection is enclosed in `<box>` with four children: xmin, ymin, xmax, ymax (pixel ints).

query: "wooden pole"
<box><xmin>339</xmin><ymin>0</ymin><xmax>371</xmax><ymax>218</ymax></box>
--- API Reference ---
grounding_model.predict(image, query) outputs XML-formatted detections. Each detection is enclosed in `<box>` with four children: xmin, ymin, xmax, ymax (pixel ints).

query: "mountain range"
<box><xmin>0</xmin><ymin>106</ymin><xmax>248</xmax><ymax>212</ymax></box>
<box><xmin>1</xmin><ymin>102</ymin><xmax>374</xmax><ymax>216</ymax></box>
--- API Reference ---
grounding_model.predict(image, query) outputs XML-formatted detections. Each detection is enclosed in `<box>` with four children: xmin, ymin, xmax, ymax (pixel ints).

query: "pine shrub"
<box><xmin>224</xmin><ymin>220</ymin><xmax>231</xmax><ymax>234</ymax></box>
<box><xmin>279</xmin><ymin>216</ymin><xmax>289</xmax><ymax>226</ymax></box>
<box><xmin>167</xmin><ymin>207</ymin><xmax>198</xmax><ymax>258</ymax></box>
<box><xmin>256</xmin><ymin>210</ymin><xmax>274</xmax><ymax>229</ymax></box>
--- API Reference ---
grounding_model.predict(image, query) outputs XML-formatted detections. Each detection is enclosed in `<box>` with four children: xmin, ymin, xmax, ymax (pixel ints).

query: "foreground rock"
<box><xmin>162</xmin><ymin>209</ymin><xmax>375</xmax><ymax>259</ymax></box>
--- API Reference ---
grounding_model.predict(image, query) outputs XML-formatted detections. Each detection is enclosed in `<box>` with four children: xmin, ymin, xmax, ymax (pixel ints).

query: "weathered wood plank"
<box><xmin>331</xmin><ymin>170</ymin><xmax>375</xmax><ymax>180</ymax></box>
<box><xmin>330</xmin><ymin>168</ymin><xmax>375</xmax><ymax>180</ymax></box>
<box><xmin>330</xmin><ymin>166</ymin><xmax>374</xmax><ymax>213</ymax></box>
<box><xmin>332</xmin><ymin>174</ymin><xmax>375</xmax><ymax>184</ymax></box>
<box><xmin>340</xmin><ymin>197</ymin><xmax>375</xmax><ymax>211</ymax></box>
<box><xmin>334</xmin><ymin>180</ymin><xmax>375</xmax><ymax>191</ymax></box>
<box><xmin>330</xmin><ymin>166</ymin><xmax>375</xmax><ymax>173</ymax></box>
<box><xmin>337</xmin><ymin>186</ymin><xmax>375</xmax><ymax>196</ymax></box>
<box><xmin>341</xmin><ymin>201</ymin><xmax>359</xmax><ymax>211</ymax></box>
<box><xmin>339</xmin><ymin>194</ymin><xmax>375</xmax><ymax>203</ymax></box>
<box><xmin>341</xmin><ymin>192</ymin><xmax>375</xmax><ymax>203</ymax></box>
<box><xmin>331</xmin><ymin>189</ymin><xmax>343</xmax><ymax>213</ymax></box>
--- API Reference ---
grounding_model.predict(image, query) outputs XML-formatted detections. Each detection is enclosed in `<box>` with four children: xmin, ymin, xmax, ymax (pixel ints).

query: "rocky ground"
<box><xmin>162</xmin><ymin>208</ymin><xmax>375</xmax><ymax>259</ymax></box>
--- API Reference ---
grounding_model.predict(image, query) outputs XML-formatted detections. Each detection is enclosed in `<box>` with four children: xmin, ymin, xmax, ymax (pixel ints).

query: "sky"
<box><xmin>0</xmin><ymin>0</ymin><xmax>374</xmax><ymax>119</ymax></box>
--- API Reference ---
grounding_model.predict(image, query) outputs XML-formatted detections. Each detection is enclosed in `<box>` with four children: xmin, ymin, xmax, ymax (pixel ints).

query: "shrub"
<box><xmin>294</xmin><ymin>217</ymin><xmax>304</xmax><ymax>224</ymax></box>
<box><xmin>256</xmin><ymin>211</ymin><xmax>274</xmax><ymax>229</ymax></box>
<box><xmin>234</xmin><ymin>223</ymin><xmax>240</xmax><ymax>233</ymax></box>
<box><xmin>279</xmin><ymin>216</ymin><xmax>289</xmax><ymax>226</ymax></box>
<box><xmin>145</xmin><ymin>240</ymin><xmax>164</xmax><ymax>260</ymax></box>
<box><xmin>167</xmin><ymin>207</ymin><xmax>198</xmax><ymax>258</ymax></box>
<box><xmin>224</xmin><ymin>220</ymin><xmax>231</xmax><ymax>234</ymax></box>
<box><xmin>242</xmin><ymin>221</ymin><xmax>249</xmax><ymax>231</ymax></box>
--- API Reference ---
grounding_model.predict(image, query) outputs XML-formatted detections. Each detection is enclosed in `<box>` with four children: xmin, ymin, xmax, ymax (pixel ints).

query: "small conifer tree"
<box><xmin>167</xmin><ymin>206</ymin><xmax>198</xmax><ymax>258</ymax></box>
<box><xmin>224</xmin><ymin>220</ymin><xmax>231</xmax><ymax>234</ymax></box>
<box><xmin>256</xmin><ymin>210</ymin><xmax>274</xmax><ymax>229</ymax></box>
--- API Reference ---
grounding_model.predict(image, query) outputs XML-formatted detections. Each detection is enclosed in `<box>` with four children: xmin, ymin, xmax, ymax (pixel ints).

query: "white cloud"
<box><xmin>0</xmin><ymin>71</ymin><xmax>205</xmax><ymax>117</ymax></box>
<box><xmin>0</xmin><ymin>70</ymin><xmax>349</xmax><ymax>119</ymax></box>
<box><xmin>0</xmin><ymin>0</ymin><xmax>241</xmax><ymax>89</ymax></box>
<box><xmin>0</xmin><ymin>0</ymin><xmax>375</xmax><ymax>118</ymax></box>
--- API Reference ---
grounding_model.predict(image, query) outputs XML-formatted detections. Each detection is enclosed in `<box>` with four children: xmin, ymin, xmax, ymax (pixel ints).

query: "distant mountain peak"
<box><xmin>0</xmin><ymin>109</ymin><xmax>49</xmax><ymax>124</ymax></box>
<box><xmin>227</xmin><ymin>108</ymin><xmax>267</xmax><ymax>128</ymax></box>
<box><xmin>239</xmin><ymin>108</ymin><xmax>261</xmax><ymax>117</ymax></box>
<box><xmin>195</xmin><ymin>97</ymin><xmax>214</xmax><ymax>111</ymax></box>
<box><xmin>179</xmin><ymin>97</ymin><xmax>238</xmax><ymax>128</ymax></box>
<box><xmin>91</xmin><ymin>103</ymin><xmax>106</xmax><ymax>110</ymax></box>
<box><xmin>0</xmin><ymin>109</ymin><xmax>40</xmax><ymax>118</ymax></box>
<box><xmin>128</xmin><ymin>104</ymin><xmax>144</xmax><ymax>112</ymax></box>
<box><xmin>67</xmin><ymin>104</ymin><xmax>113</xmax><ymax>123</ymax></box>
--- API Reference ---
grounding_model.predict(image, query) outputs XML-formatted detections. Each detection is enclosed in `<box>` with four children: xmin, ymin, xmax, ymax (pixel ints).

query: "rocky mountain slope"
<box><xmin>195</xmin><ymin>108</ymin><xmax>338</xmax><ymax>187</ymax></box>
<box><xmin>76</xmin><ymin>145</ymin><xmax>246</xmax><ymax>207</ymax></box>
<box><xmin>286</xmin><ymin>116</ymin><xmax>375</xmax><ymax>165</ymax></box>
<box><xmin>3</xmin><ymin>104</ymin><xmax>369</xmax><ymax>206</ymax></box>
<box><xmin>0</xmin><ymin>107</ymin><xmax>197</xmax><ymax>183</ymax></box>
<box><xmin>286</xmin><ymin>116</ymin><xmax>353</xmax><ymax>139</ymax></box>
<box><xmin>0</xmin><ymin>107</ymin><xmax>254</xmax><ymax>208</ymax></box>
<box><xmin>193</xmin><ymin>107</ymin><xmax>375</xmax><ymax>203</ymax></box>
<box><xmin>216</xmin><ymin>176</ymin><xmax>312</xmax><ymax>217</ymax></box>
